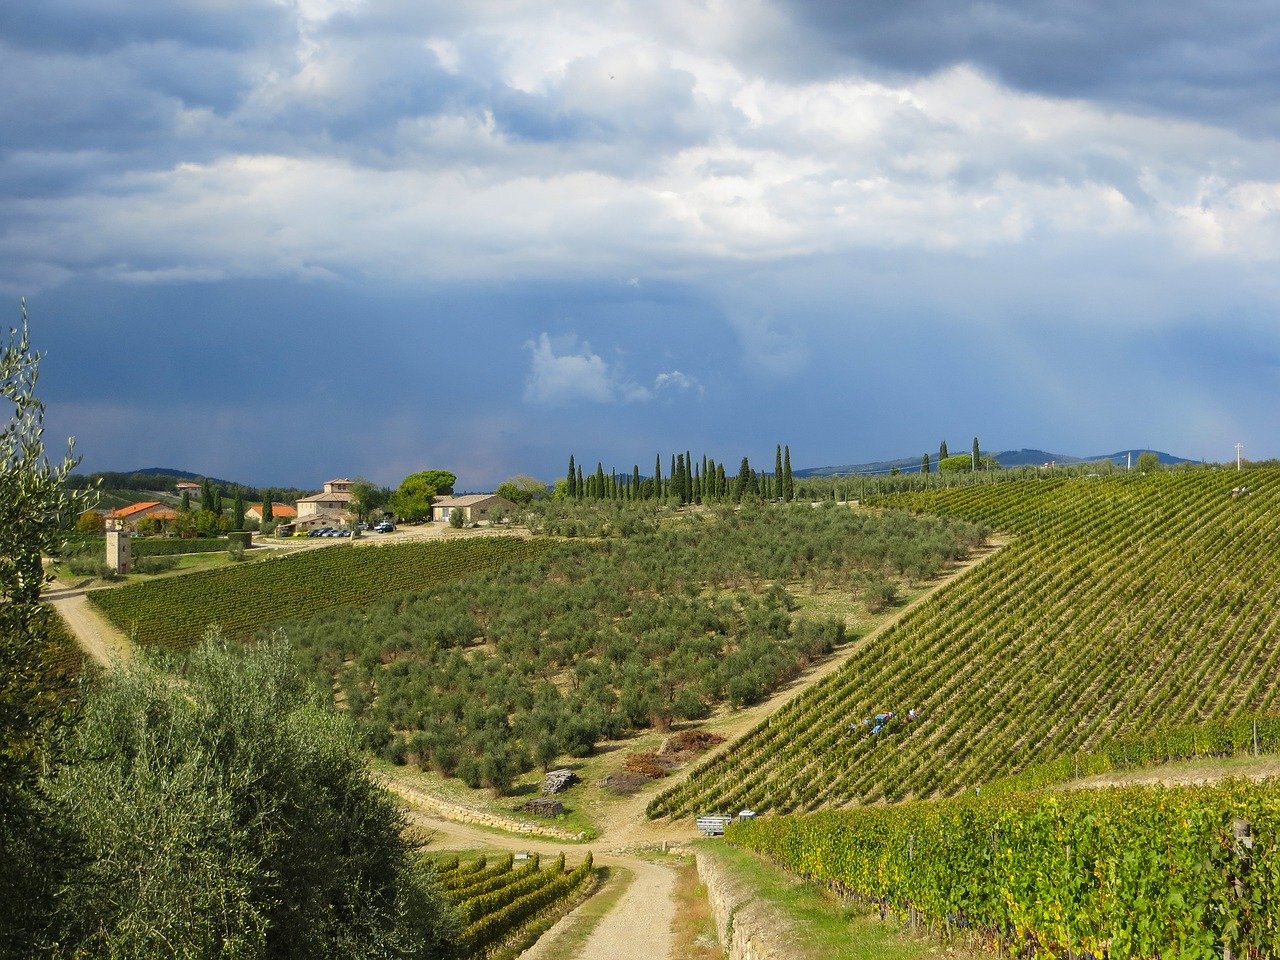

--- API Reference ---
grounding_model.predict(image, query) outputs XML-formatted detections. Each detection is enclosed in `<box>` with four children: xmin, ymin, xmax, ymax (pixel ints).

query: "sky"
<box><xmin>6</xmin><ymin>0</ymin><xmax>1280</xmax><ymax>489</ymax></box>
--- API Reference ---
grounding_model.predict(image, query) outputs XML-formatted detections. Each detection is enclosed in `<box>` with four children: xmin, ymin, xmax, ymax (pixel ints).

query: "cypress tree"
<box><xmin>669</xmin><ymin>455</ymin><xmax>677</xmax><ymax>499</ymax></box>
<box><xmin>735</xmin><ymin>457</ymin><xmax>751</xmax><ymax>502</ymax></box>
<box><xmin>180</xmin><ymin>490</ymin><xmax>191</xmax><ymax>512</ymax></box>
<box><xmin>693</xmin><ymin>464</ymin><xmax>701</xmax><ymax>503</ymax></box>
<box><xmin>633</xmin><ymin>464</ymin><xmax>641</xmax><ymax>496</ymax></box>
<box><xmin>567</xmin><ymin>455</ymin><xmax>577</xmax><ymax>498</ymax></box>
<box><xmin>200</xmin><ymin>479</ymin><xmax>213</xmax><ymax>514</ymax></box>
<box><xmin>595</xmin><ymin>463</ymin><xmax>606</xmax><ymax>499</ymax></box>
<box><xmin>213</xmin><ymin>488</ymin><xmax>224</xmax><ymax>518</ymax></box>
<box><xmin>233</xmin><ymin>494</ymin><xmax>245</xmax><ymax>531</ymax></box>
<box><xmin>262</xmin><ymin>492</ymin><xmax>273</xmax><ymax>523</ymax></box>
<box><xmin>774</xmin><ymin>445</ymin><xmax>783</xmax><ymax>500</ymax></box>
<box><xmin>972</xmin><ymin>437</ymin><xmax>980</xmax><ymax>471</ymax></box>
<box><xmin>576</xmin><ymin>465</ymin><xmax>585</xmax><ymax>499</ymax></box>
<box><xmin>921</xmin><ymin>453</ymin><xmax>930</xmax><ymax>474</ymax></box>
<box><xmin>783</xmin><ymin>445</ymin><xmax>794</xmax><ymax>502</ymax></box>
<box><xmin>940</xmin><ymin>440</ymin><xmax>949</xmax><ymax>461</ymax></box>
<box><xmin>717</xmin><ymin>463</ymin><xmax>726</xmax><ymax>498</ymax></box>
<box><xmin>653</xmin><ymin>455</ymin><xmax>662</xmax><ymax>500</ymax></box>
<box><xmin>685</xmin><ymin>450</ymin><xmax>693</xmax><ymax>504</ymax></box>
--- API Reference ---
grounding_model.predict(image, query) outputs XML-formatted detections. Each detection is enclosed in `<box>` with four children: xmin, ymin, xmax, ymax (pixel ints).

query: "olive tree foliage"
<box><xmin>0</xmin><ymin>303</ymin><xmax>93</xmax><ymax>958</ymax></box>
<box><xmin>48</xmin><ymin>630</ymin><xmax>458</xmax><ymax>960</ymax></box>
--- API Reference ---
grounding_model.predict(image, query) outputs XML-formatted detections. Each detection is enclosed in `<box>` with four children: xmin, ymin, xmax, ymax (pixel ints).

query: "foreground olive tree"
<box><xmin>0</xmin><ymin>302</ymin><xmax>90</xmax><ymax>958</ymax></box>
<box><xmin>50</xmin><ymin>631</ymin><xmax>458</xmax><ymax>959</ymax></box>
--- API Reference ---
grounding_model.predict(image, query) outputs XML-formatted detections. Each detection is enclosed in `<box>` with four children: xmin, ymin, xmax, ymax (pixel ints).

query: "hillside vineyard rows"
<box><xmin>435</xmin><ymin>852</ymin><xmax>594</xmax><ymax>958</ymax></box>
<box><xmin>88</xmin><ymin>538</ymin><xmax>553</xmax><ymax>649</ymax></box>
<box><xmin>651</xmin><ymin>470</ymin><xmax>1280</xmax><ymax>818</ymax></box>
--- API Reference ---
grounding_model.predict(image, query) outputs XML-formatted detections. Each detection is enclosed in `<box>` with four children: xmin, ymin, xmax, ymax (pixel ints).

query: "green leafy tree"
<box><xmin>50</xmin><ymin>632</ymin><xmax>458</xmax><ymax>959</ymax></box>
<box><xmin>75</xmin><ymin>509</ymin><xmax>103</xmax><ymax>534</ymax></box>
<box><xmin>348</xmin><ymin>478</ymin><xmax>390</xmax><ymax>523</ymax></box>
<box><xmin>0</xmin><ymin>303</ymin><xmax>92</xmax><ymax>957</ymax></box>
<box><xmin>1136</xmin><ymin>451</ymin><xmax>1160</xmax><ymax>472</ymax></box>
<box><xmin>417</xmin><ymin>470</ymin><xmax>456</xmax><ymax>496</ymax></box>
<box><xmin>391</xmin><ymin>473</ymin><xmax>439</xmax><ymax>523</ymax></box>
<box><xmin>494</xmin><ymin>474</ymin><xmax>547</xmax><ymax>506</ymax></box>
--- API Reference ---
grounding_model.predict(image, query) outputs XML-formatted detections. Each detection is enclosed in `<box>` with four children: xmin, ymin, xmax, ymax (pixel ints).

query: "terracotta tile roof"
<box><xmin>434</xmin><ymin>494</ymin><xmax>512</xmax><ymax>507</ymax></box>
<box><xmin>248</xmin><ymin>502</ymin><xmax>297</xmax><ymax>517</ymax></box>
<box><xmin>298</xmin><ymin>490</ymin><xmax>353</xmax><ymax>503</ymax></box>
<box><xmin>108</xmin><ymin>501</ymin><xmax>165</xmax><ymax>519</ymax></box>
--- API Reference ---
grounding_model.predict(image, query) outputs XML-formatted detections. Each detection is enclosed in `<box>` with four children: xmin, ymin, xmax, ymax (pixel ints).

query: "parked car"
<box><xmin>374</xmin><ymin>521</ymin><xmax>395</xmax><ymax>533</ymax></box>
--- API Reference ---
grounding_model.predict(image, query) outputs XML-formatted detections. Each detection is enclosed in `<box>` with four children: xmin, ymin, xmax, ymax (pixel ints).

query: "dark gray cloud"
<box><xmin>777</xmin><ymin>0</ymin><xmax>1280</xmax><ymax>134</ymax></box>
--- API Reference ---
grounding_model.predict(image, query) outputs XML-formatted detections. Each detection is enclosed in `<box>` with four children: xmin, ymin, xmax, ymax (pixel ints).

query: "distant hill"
<box><xmin>796</xmin><ymin>447</ymin><xmax>1196</xmax><ymax>477</ymax></box>
<box><xmin>67</xmin><ymin>467</ymin><xmax>316</xmax><ymax>504</ymax></box>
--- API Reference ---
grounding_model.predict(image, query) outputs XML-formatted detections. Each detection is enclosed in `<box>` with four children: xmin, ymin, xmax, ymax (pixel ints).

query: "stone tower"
<box><xmin>105</xmin><ymin>519</ymin><xmax>130</xmax><ymax>574</ymax></box>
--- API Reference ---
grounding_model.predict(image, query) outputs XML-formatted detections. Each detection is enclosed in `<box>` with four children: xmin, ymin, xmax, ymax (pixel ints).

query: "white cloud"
<box><xmin>654</xmin><ymin>369</ymin><xmax>703</xmax><ymax>396</ymax></box>
<box><xmin>524</xmin><ymin>332</ymin><xmax>650</xmax><ymax>404</ymax></box>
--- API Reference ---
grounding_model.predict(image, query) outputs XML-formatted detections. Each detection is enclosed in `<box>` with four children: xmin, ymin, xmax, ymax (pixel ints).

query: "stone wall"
<box><xmin>695</xmin><ymin>848</ymin><xmax>795</xmax><ymax>960</ymax></box>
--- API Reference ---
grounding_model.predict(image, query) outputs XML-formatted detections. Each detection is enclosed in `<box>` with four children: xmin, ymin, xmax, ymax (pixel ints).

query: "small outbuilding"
<box><xmin>430</xmin><ymin>494</ymin><xmax>517</xmax><ymax>524</ymax></box>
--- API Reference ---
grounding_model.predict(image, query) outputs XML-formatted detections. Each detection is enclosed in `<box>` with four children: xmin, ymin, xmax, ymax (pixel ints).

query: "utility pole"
<box><xmin>1236</xmin><ymin>442</ymin><xmax>1244</xmax><ymax>471</ymax></box>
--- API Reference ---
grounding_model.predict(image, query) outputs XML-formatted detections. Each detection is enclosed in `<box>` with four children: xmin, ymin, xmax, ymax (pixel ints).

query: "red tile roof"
<box><xmin>248</xmin><ymin>502</ymin><xmax>297</xmax><ymax>517</ymax></box>
<box><xmin>108</xmin><ymin>501</ymin><xmax>164</xmax><ymax>519</ymax></box>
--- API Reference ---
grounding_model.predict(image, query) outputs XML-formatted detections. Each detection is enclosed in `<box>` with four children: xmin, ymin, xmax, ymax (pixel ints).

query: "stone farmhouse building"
<box><xmin>105</xmin><ymin>501</ymin><xmax>180</xmax><ymax>532</ymax></box>
<box><xmin>244</xmin><ymin>502</ymin><xmax>297</xmax><ymax>523</ymax></box>
<box><xmin>430</xmin><ymin>494</ymin><xmax>517</xmax><ymax>524</ymax></box>
<box><xmin>296</xmin><ymin>479</ymin><xmax>355</xmax><ymax>520</ymax></box>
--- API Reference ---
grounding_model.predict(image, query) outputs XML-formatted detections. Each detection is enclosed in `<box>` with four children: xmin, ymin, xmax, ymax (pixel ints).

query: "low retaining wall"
<box><xmin>695</xmin><ymin>848</ymin><xmax>794</xmax><ymax>960</ymax></box>
<box><xmin>379</xmin><ymin>776</ymin><xmax>587</xmax><ymax>842</ymax></box>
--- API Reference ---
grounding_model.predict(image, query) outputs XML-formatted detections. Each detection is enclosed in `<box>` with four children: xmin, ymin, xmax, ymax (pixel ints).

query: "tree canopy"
<box><xmin>391</xmin><ymin>472</ymin><xmax>441</xmax><ymax>522</ymax></box>
<box><xmin>49</xmin><ymin>632</ymin><xmax>456</xmax><ymax>958</ymax></box>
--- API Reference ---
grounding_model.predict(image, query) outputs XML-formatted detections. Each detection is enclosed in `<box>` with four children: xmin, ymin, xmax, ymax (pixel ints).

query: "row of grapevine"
<box><xmin>435</xmin><ymin>852</ymin><xmax>594</xmax><ymax>957</ymax></box>
<box><xmin>983</xmin><ymin>710</ymin><xmax>1280</xmax><ymax>795</ymax></box>
<box><xmin>652</xmin><ymin>469</ymin><xmax>1280</xmax><ymax>818</ymax></box>
<box><xmin>728</xmin><ymin>779</ymin><xmax>1280</xmax><ymax>958</ymax></box>
<box><xmin>87</xmin><ymin>537</ymin><xmax>554</xmax><ymax>649</ymax></box>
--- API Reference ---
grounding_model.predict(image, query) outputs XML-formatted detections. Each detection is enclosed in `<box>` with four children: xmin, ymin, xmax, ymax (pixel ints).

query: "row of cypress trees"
<box><xmin>564</xmin><ymin>444</ymin><xmax>797</xmax><ymax>505</ymax></box>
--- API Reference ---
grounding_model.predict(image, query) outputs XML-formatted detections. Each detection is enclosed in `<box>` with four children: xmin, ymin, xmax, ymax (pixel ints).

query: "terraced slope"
<box><xmin>651</xmin><ymin>469</ymin><xmax>1280</xmax><ymax>818</ymax></box>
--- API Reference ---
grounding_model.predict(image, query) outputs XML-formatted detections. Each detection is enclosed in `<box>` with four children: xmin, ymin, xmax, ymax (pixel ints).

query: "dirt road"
<box><xmin>47</xmin><ymin>588</ymin><xmax>132</xmax><ymax>667</ymax></box>
<box><xmin>401</xmin><ymin>807</ymin><xmax>679</xmax><ymax>960</ymax></box>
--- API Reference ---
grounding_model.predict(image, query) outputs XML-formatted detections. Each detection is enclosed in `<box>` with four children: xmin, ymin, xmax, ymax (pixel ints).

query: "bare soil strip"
<box><xmin>48</xmin><ymin>590</ymin><xmax>133</xmax><ymax>667</ymax></box>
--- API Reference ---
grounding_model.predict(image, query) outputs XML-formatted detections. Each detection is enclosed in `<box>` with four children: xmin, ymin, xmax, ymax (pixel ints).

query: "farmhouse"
<box><xmin>244</xmin><ymin>502</ymin><xmax>297</xmax><ymax>523</ymax></box>
<box><xmin>296</xmin><ymin>478</ymin><xmax>354</xmax><ymax>520</ymax></box>
<box><xmin>175</xmin><ymin>481</ymin><xmax>202</xmax><ymax>496</ymax></box>
<box><xmin>430</xmin><ymin>494</ymin><xmax>517</xmax><ymax>524</ymax></box>
<box><xmin>105</xmin><ymin>501</ymin><xmax>180</xmax><ymax>532</ymax></box>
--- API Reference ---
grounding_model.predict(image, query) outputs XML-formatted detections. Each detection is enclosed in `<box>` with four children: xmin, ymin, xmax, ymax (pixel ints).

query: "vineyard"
<box><xmin>435</xmin><ymin>852</ymin><xmax>595</xmax><ymax>957</ymax></box>
<box><xmin>728</xmin><ymin>778</ymin><xmax>1280</xmax><ymax>959</ymax></box>
<box><xmin>87</xmin><ymin>538</ymin><xmax>552</xmax><ymax>649</ymax></box>
<box><xmin>651</xmin><ymin>469</ymin><xmax>1280</xmax><ymax>818</ymax></box>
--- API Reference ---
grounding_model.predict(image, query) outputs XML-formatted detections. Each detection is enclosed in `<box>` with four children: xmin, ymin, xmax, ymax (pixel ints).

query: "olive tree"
<box><xmin>50</xmin><ymin>631</ymin><xmax>458</xmax><ymax>959</ymax></box>
<box><xmin>0</xmin><ymin>303</ymin><xmax>91</xmax><ymax>957</ymax></box>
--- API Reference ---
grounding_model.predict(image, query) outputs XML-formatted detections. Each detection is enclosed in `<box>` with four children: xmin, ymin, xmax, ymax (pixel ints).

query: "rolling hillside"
<box><xmin>651</xmin><ymin>468</ymin><xmax>1280</xmax><ymax>818</ymax></box>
